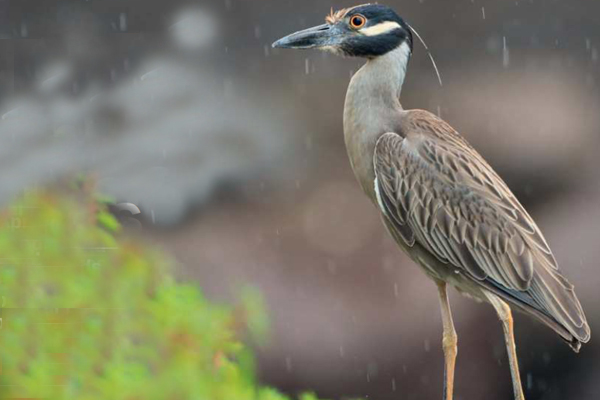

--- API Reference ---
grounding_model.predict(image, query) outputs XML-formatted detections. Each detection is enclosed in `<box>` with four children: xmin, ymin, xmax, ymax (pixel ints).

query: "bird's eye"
<box><xmin>349</xmin><ymin>15</ymin><xmax>366</xmax><ymax>29</ymax></box>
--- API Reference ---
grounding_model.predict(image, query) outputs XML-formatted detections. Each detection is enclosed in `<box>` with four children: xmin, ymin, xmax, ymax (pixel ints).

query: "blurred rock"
<box><xmin>169</xmin><ymin>7</ymin><xmax>218</xmax><ymax>52</ymax></box>
<box><xmin>0</xmin><ymin>8</ymin><xmax>302</xmax><ymax>225</ymax></box>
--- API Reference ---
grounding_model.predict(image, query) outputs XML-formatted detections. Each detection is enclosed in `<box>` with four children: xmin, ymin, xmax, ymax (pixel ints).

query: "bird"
<box><xmin>273</xmin><ymin>4</ymin><xmax>590</xmax><ymax>400</ymax></box>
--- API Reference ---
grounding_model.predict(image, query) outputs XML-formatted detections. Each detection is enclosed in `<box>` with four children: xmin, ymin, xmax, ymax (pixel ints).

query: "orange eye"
<box><xmin>349</xmin><ymin>14</ymin><xmax>366</xmax><ymax>29</ymax></box>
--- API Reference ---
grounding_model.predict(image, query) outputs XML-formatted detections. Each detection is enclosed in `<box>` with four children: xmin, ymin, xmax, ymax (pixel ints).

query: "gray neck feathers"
<box><xmin>342</xmin><ymin>42</ymin><xmax>411</xmax><ymax>200</ymax></box>
<box><xmin>344</xmin><ymin>42</ymin><xmax>410</xmax><ymax>136</ymax></box>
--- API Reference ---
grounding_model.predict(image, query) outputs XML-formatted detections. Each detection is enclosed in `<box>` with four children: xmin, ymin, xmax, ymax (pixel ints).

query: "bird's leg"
<box><xmin>485</xmin><ymin>292</ymin><xmax>525</xmax><ymax>400</ymax></box>
<box><xmin>436</xmin><ymin>280</ymin><xmax>458</xmax><ymax>400</ymax></box>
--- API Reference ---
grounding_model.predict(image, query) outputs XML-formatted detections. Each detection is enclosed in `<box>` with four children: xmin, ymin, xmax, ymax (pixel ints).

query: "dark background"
<box><xmin>1</xmin><ymin>0</ymin><xmax>599</xmax><ymax>399</ymax></box>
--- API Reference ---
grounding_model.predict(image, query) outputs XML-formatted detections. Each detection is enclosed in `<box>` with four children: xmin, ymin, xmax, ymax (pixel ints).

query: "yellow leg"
<box><xmin>485</xmin><ymin>292</ymin><xmax>526</xmax><ymax>400</ymax></box>
<box><xmin>436</xmin><ymin>281</ymin><xmax>457</xmax><ymax>400</ymax></box>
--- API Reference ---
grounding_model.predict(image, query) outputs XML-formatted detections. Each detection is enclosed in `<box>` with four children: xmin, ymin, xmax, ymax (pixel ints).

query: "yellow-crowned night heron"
<box><xmin>273</xmin><ymin>4</ymin><xmax>590</xmax><ymax>400</ymax></box>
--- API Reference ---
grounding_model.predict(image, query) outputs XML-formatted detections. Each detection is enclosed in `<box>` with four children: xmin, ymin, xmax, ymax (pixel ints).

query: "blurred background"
<box><xmin>1</xmin><ymin>0</ymin><xmax>599</xmax><ymax>399</ymax></box>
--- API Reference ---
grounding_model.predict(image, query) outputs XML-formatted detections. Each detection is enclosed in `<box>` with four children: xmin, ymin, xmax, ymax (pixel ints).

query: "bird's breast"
<box><xmin>343</xmin><ymin>111</ymin><xmax>382</xmax><ymax>204</ymax></box>
<box><xmin>342</xmin><ymin>67</ymin><xmax>404</xmax><ymax>204</ymax></box>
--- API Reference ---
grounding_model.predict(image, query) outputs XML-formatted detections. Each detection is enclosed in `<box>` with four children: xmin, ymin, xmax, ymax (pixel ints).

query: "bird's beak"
<box><xmin>272</xmin><ymin>24</ymin><xmax>336</xmax><ymax>49</ymax></box>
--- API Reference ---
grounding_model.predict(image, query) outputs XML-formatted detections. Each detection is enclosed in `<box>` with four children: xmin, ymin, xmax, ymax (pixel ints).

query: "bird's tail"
<box><xmin>483</xmin><ymin>265</ymin><xmax>590</xmax><ymax>352</ymax></box>
<box><xmin>528</xmin><ymin>265</ymin><xmax>590</xmax><ymax>352</ymax></box>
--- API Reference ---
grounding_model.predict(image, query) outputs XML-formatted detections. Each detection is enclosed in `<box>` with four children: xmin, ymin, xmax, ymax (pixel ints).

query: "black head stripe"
<box><xmin>341</xmin><ymin>4</ymin><xmax>413</xmax><ymax>57</ymax></box>
<box><xmin>341</xmin><ymin>29</ymin><xmax>410</xmax><ymax>57</ymax></box>
<box><xmin>349</xmin><ymin>4</ymin><xmax>404</xmax><ymax>25</ymax></box>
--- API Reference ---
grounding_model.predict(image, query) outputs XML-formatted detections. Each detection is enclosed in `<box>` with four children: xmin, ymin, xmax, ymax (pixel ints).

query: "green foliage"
<box><xmin>0</xmin><ymin>189</ymin><xmax>328</xmax><ymax>400</ymax></box>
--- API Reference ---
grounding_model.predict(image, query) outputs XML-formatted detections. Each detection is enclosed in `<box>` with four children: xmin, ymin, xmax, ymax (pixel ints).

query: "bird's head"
<box><xmin>272</xmin><ymin>4</ymin><xmax>413</xmax><ymax>58</ymax></box>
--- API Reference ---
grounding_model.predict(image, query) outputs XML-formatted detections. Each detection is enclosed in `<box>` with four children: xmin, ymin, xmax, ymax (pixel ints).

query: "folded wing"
<box><xmin>374</xmin><ymin>110</ymin><xmax>590</xmax><ymax>349</ymax></box>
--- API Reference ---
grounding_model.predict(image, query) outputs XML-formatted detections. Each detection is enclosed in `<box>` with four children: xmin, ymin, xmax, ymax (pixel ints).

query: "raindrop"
<box><xmin>119</xmin><ymin>13</ymin><xmax>127</xmax><ymax>31</ymax></box>
<box><xmin>263</xmin><ymin>45</ymin><xmax>270</xmax><ymax>57</ymax></box>
<box><xmin>394</xmin><ymin>283</ymin><xmax>399</xmax><ymax>298</ymax></box>
<box><xmin>339</xmin><ymin>345</ymin><xmax>345</xmax><ymax>358</ymax></box>
<box><xmin>140</xmin><ymin>68</ymin><xmax>162</xmax><ymax>81</ymax></box>
<box><xmin>305</xmin><ymin>58</ymin><xmax>310</xmax><ymax>75</ymax></box>
<box><xmin>392</xmin><ymin>378</ymin><xmax>396</xmax><ymax>391</ymax></box>
<box><xmin>481</xmin><ymin>7</ymin><xmax>486</xmax><ymax>20</ymax></box>
<box><xmin>424</xmin><ymin>339</ymin><xmax>431</xmax><ymax>352</ymax></box>
<box><xmin>285</xmin><ymin>356</ymin><xmax>293</xmax><ymax>372</ymax></box>
<box><xmin>20</xmin><ymin>22</ymin><xmax>28</xmax><ymax>38</ymax></box>
<box><xmin>526</xmin><ymin>373</ymin><xmax>533</xmax><ymax>390</ymax></box>
<box><xmin>503</xmin><ymin>36</ymin><xmax>510</xmax><ymax>68</ymax></box>
<box><xmin>254</xmin><ymin>25</ymin><xmax>261</xmax><ymax>39</ymax></box>
<box><xmin>151</xmin><ymin>210</ymin><xmax>156</xmax><ymax>224</ymax></box>
<box><xmin>2</xmin><ymin>108</ymin><xmax>20</xmax><ymax>120</ymax></box>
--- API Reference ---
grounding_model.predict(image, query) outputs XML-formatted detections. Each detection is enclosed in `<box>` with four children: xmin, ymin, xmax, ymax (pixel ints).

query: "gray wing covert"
<box><xmin>373</xmin><ymin>118</ymin><xmax>589</xmax><ymax>346</ymax></box>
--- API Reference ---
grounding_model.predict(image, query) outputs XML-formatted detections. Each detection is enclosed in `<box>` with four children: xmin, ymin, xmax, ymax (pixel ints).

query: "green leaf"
<box><xmin>0</xmin><ymin>187</ymin><xmax>337</xmax><ymax>400</ymax></box>
<box><xmin>96</xmin><ymin>210</ymin><xmax>121</xmax><ymax>232</ymax></box>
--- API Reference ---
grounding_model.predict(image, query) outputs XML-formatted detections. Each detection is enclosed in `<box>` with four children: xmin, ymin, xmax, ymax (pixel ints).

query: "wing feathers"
<box><xmin>373</xmin><ymin>112</ymin><xmax>590</xmax><ymax>346</ymax></box>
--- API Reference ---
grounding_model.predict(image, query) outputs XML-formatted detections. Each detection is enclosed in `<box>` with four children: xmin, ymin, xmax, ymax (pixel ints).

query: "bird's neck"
<box><xmin>342</xmin><ymin>42</ymin><xmax>411</xmax><ymax>200</ymax></box>
<box><xmin>345</xmin><ymin>41</ymin><xmax>410</xmax><ymax>116</ymax></box>
<box><xmin>344</xmin><ymin>42</ymin><xmax>410</xmax><ymax>143</ymax></box>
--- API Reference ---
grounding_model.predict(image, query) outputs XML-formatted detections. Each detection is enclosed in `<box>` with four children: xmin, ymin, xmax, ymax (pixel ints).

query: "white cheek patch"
<box><xmin>360</xmin><ymin>21</ymin><xmax>402</xmax><ymax>36</ymax></box>
<box><xmin>322</xmin><ymin>45</ymin><xmax>344</xmax><ymax>55</ymax></box>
